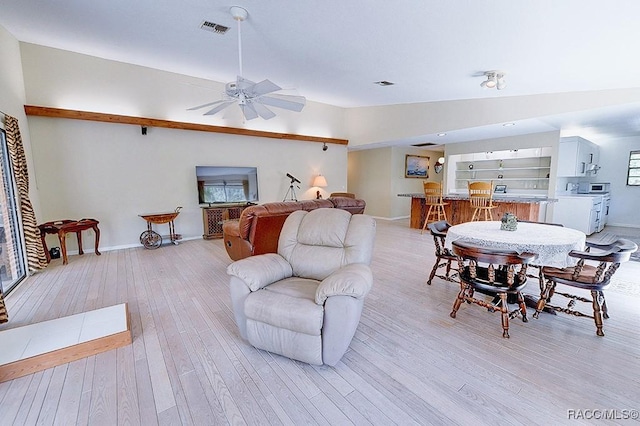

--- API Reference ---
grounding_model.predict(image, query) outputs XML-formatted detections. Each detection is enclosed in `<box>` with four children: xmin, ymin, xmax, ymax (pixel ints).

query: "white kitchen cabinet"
<box><xmin>552</xmin><ymin>195</ymin><xmax>602</xmax><ymax>235</ymax></box>
<box><xmin>557</xmin><ymin>136</ymin><xmax>599</xmax><ymax>177</ymax></box>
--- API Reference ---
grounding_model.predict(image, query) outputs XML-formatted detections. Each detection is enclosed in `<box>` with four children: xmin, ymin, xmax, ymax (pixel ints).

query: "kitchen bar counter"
<box><xmin>398</xmin><ymin>193</ymin><xmax>557</xmax><ymax>228</ymax></box>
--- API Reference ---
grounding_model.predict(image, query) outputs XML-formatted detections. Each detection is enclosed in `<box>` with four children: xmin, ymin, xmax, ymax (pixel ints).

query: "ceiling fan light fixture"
<box><xmin>188</xmin><ymin>6</ymin><xmax>306</xmax><ymax>121</ymax></box>
<box><xmin>229</xmin><ymin>6</ymin><xmax>248</xmax><ymax>21</ymax></box>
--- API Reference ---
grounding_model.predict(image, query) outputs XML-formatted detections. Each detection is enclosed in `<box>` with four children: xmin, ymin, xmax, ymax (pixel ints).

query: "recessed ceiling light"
<box><xmin>503</xmin><ymin>123</ymin><xmax>515</xmax><ymax>127</ymax></box>
<box><xmin>437</xmin><ymin>133</ymin><xmax>447</xmax><ymax>137</ymax></box>
<box><xmin>374</xmin><ymin>81</ymin><xmax>395</xmax><ymax>86</ymax></box>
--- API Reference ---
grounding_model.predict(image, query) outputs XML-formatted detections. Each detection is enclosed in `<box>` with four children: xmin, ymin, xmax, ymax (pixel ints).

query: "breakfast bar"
<box><xmin>398</xmin><ymin>193</ymin><xmax>557</xmax><ymax>228</ymax></box>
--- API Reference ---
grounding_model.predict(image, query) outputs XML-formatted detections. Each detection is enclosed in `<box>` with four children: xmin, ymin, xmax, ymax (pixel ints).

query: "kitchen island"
<box><xmin>398</xmin><ymin>193</ymin><xmax>557</xmax><ymax>228</ymax></box>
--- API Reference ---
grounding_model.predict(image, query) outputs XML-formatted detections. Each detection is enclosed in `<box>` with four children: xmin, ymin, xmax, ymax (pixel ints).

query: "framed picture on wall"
<box><xmin>405</xmin><ymin>155</ymin><xmax>429</xmax><ymax>178</ymax></box>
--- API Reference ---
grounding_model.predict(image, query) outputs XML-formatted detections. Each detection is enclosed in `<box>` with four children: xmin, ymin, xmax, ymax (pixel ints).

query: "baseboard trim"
<box><xmin>370</xmin><ymin>215</ymin><xmax>410</xmax><ymax>221</ymax></box>
<box><xmin>63</xmin><ymin>235</ymin><xmax>204</xmax><ymax>255</ymax></box>
<box><xmin>605</xmin><ymin>223</ymin><xmax>640</xmax><ymax>229</ymax></box>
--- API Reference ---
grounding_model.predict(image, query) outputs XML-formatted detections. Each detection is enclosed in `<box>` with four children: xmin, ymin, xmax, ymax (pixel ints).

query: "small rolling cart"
<box><xmin>138</xmin><ymin>206</ymin><xmax>182</xmax><ymax>249</ymax></box>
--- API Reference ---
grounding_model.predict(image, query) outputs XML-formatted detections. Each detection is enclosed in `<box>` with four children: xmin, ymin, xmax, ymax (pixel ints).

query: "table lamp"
<box><xmin>313</xmin><ymin>175</ymin><xmax>328</xmax><ymax>199</ymax></box>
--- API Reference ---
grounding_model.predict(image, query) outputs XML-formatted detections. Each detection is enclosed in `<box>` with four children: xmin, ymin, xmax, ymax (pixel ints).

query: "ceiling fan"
<box><xmin>188</xmin><ymin>6</ymin><xmax>306</xmax><ymax>120</ymax></box>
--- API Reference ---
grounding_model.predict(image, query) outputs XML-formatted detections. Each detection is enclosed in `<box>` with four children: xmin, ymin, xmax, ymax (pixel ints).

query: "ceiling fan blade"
<box><xmin>187</xmin><ymin>100</ymin><xmax>226</xmax><ymax>111</ymax></box>
<box><xmin>252</xmin><ymin>102</ymin><xmax>276</xmax><ymax>120</ymax></box>
<box><xmin>257</xmin><ymin>94</ymin><xmax>306</xmax><ymax>112</ymax></box>
<box><xmin>239</xmin><ymin>102</ymin><xmax>259</xmax><ymax>120</ymax></box>
<box><xmin>203</xmin><ymin>100</ymin><xmax>236</xmax><ymax>115</ymax></box>
<box><xmin>249</xmin><ymin>79</ymin><xmax>282</xmax><ymax>97</ymax></box>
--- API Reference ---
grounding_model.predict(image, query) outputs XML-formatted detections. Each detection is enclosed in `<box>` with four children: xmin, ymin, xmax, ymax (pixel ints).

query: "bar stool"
<box><xmin>426</xmin><ymin>221</ymin><xmax>458</xmax><ymax>285</ymax></box>
<box><xmin>468</xmin><ymin>180</ymin><xmax>497</xmax><ymax>221</ymax></box>
<box><xmin>420</xmin><ymin>181</ymin><xmax>448</xmax><ymax>234</ymax></box>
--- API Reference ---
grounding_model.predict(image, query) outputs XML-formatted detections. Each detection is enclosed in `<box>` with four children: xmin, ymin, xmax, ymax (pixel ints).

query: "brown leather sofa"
<box><xmin>222</xmin><ymin>197</ymin><xmax>366</xmax><ymax>261</ymax></box>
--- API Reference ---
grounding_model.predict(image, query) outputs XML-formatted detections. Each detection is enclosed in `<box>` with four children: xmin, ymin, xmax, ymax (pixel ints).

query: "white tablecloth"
<box><xmin>444</xmin><ymin>221</ymin><xmax>586</xmax><ymax>268</ymax></box>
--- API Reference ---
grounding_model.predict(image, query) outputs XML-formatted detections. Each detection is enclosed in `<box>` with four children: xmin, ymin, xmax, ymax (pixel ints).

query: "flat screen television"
<box><xmin>196</xmin><ymin>166</ymin><xmax>259</xmax><ymax>204</ymax></box>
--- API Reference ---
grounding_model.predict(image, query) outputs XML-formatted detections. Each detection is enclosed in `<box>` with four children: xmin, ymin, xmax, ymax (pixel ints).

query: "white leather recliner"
<box><xmin>227</xmin><ymin>208</ymin><xmax>376</xmax><ymax>366</ymax></box>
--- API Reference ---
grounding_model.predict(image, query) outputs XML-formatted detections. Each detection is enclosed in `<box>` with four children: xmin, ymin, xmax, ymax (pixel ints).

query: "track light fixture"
<box><xmin>480</xmin><ymin>71</ymin><xmax>506</xmax><ymax>90</ymax></box>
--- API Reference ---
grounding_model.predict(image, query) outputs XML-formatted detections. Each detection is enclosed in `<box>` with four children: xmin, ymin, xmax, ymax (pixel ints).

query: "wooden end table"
<box><xmin>38</xmin><ymin>219</ymin><xmax>101</xmax><ymax>265</ymax></box>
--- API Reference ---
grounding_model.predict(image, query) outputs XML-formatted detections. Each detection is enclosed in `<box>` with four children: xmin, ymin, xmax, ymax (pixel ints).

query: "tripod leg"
<box><xmin>283</xmin><ymin>184</ymin><xmax>298</xmax><ymax>202</ymax></box>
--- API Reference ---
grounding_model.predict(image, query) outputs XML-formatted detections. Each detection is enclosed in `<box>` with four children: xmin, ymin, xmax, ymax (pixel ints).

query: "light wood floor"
<box><xmin>1</xmin><ymin>218</ymin><xmax>639</xmax><ymax>425</ymax></box>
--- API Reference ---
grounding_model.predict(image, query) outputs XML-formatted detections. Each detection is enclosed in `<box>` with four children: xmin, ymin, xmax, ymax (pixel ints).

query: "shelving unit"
<box><xmin>451</xmin><ymin>148</ymin><xmax>552</xmax><ymax>193</ymax></box>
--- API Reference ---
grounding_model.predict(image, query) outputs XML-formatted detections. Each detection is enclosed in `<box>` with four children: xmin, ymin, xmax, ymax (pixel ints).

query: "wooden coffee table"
<box><xmin>38</xmin><ymin>219</ymin><xmax>101</xmax><ymax>265</ymax></box>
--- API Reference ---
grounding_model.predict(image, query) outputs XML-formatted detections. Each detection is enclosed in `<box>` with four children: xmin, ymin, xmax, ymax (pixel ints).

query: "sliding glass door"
<box><xmin>0</xmin><ymin>128</ymin><xmax>26</xmax><ymax>294</ymax></box>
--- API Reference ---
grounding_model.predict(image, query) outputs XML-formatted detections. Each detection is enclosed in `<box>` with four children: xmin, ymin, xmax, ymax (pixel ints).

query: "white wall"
<box><xmin>20</xmin><ymin>43</ymin><xmax>347</xmax><ymax>141</ymax></box>
<box><xmin>19</xmin><ymin>43</ymin><xmax>348</xmax><ymax>251</ymax></box>
<box><xmin>348</xmin><ymin>148</ymin><xmax>392</xmax><ymax>218</ymax></box>
<box><xmin>0</xmin><ymin>26</ymin><xmax>40</xmax><ymax>215</ymax></box>
<box><xmin>348</xmin><ymin>146</ymin><xmax>443</xmax><ymax>218</ymax></box>
<box><xmin>28</xmin><ymin>117</ymin><xmax>347</xmax><ymax>250</ymax></box>
<box><xmin>593</xmin><ymin>136</ymin><xmax>640</xmax><ymax>227</ymax></box>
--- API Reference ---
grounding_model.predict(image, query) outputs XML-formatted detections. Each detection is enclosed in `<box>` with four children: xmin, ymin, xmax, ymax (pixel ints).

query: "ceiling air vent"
<box><xmin>374</xmin><ymin>80</ymin><xmax>395</xmax><ymax>86</ymax></box>
<box><xmin>412</xmin><ymin>142</ymin><xmax>438</xmax><ymax>147</ymax></box>
<box><xmin>200</xmin><ymin>21</ymin><xmax>230</xmax><ymax>34</ymax></box>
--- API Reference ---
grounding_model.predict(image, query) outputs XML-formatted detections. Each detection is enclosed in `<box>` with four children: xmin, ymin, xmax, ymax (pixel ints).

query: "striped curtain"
<box><xmin>0</xmin><ymin>291</ymin><xmax>6</xmax><ymax>323</ymax></box>
<box><xmin>4</xmin><ymin>115</ymin><xmax>48</xmax><ymax>273</ymax></box>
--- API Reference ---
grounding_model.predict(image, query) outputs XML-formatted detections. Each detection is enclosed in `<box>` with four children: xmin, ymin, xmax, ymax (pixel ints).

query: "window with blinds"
<box><xmin>627</xmin><ymin>150</ymin><xmax>640</xmax><ymax>186</ymax></box>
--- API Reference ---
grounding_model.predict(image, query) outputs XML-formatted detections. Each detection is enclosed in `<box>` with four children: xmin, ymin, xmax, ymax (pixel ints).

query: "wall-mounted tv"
<box><xmin>196</xmin><ymin>166</ymin><xmax>259</xmax><ymax>204</ymax></box>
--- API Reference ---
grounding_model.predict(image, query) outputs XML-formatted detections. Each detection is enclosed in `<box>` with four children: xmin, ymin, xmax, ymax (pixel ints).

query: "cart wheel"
<box><xmin>141</xmin><ymin>230</ymin><xmax>162</xmax><ymax>249</ymax></box>
<box><xmin>139</xmin><ymin>230</ymin><xmax>152</xmax><ymax>244</ymax></box>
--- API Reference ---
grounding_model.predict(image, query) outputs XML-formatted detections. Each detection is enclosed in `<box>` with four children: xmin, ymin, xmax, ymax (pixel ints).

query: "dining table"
<box><xmin>444</xmin><ymin>220</ymin><xmax>587</xmax><ymax>309</ymax></box>
<box><xmin>444</xmin><ymin>221</ymin><xmax>586</xmax><ymax>268</ymax></box>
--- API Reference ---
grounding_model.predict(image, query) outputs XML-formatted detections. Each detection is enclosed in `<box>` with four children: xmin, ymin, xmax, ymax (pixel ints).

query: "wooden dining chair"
<box><xmin>533</xmin><ymin>238</ymin><xmax>637</xmax><ymax>336</ymax></box>
<box><xmin>450</xmin><ymin>240</ymin><xmax>537</xmax><ymax>338</ymax></box>
<box><xmin>516</xmin><ymin>220</ymin><xmax>564</xmax><ymax>287</ymax></box>
<box><xmin>467</xmin><ymin>181</ymin><xmax>497</xmax><ymax>221</ymax></box>
<box><xmin>420</xmin><ymin>181</ymin><xmax>448</xmax><ymax>234</ymax></box>
<box><xmin>426</xmin><ymin>221</ymin><xmax>458</xmax><ymax>285</ymax></box>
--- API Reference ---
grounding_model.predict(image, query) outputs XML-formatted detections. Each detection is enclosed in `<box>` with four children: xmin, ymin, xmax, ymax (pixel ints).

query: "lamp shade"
<box><xmin>438</xmin><ymin>157</ymin><xmax>445</xmax><ymax>164</ymax></box>
<box><xmin>313</xmin><ymin>175</ymin><xmax>328</xmax><ymax>187</ymax></box>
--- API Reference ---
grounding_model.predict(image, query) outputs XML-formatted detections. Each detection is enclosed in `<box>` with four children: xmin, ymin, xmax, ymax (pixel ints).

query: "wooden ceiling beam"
<box><xmin>23</xmin><ymin>105</ymin><xmax>348</xmax><ymax>145</ymax></box>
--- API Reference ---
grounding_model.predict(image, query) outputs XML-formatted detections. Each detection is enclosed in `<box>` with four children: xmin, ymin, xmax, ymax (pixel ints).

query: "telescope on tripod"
<box><xmin>283</xmin><ymin>173</ymin><xmax>301</xmax><ymax>201</ymax></box>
